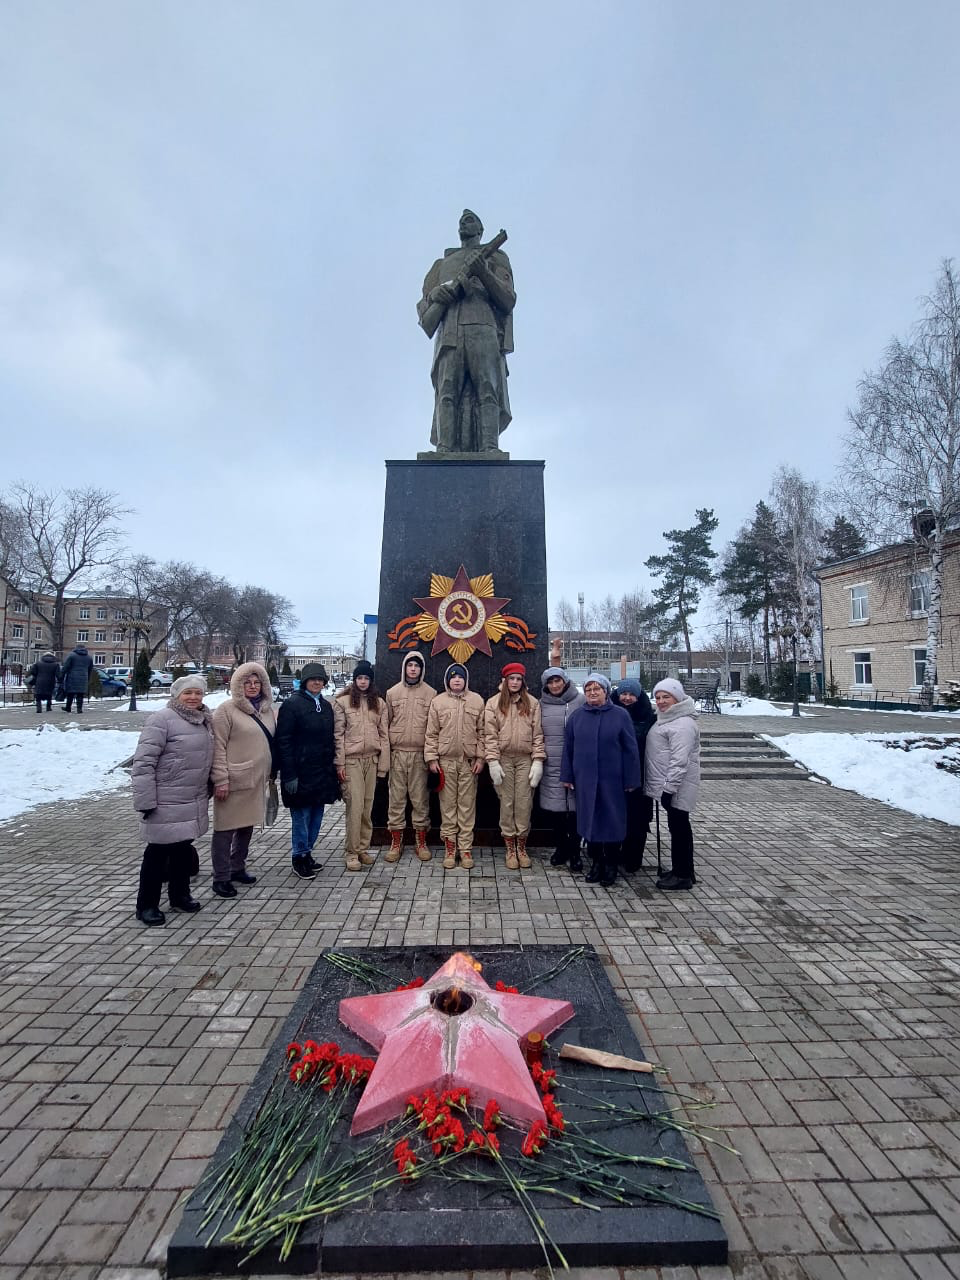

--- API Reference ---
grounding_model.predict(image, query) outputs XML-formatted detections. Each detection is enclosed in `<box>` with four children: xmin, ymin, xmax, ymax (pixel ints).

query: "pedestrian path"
<box><xmin>0</xmin><ymin>767</ymin><xmax>957</xmax><ymax>1280</ymax></box>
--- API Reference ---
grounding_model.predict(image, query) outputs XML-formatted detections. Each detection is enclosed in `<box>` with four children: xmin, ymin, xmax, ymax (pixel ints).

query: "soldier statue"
<box><xmin>417</xmin><ymin>210</ymin><xmax>516</xmax><ymax>455</ymax></box>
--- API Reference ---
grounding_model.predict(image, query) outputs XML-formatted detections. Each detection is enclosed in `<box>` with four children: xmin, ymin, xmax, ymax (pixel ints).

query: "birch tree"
<box><xmin>844</xmin><ymin>259</ymin><xmax>960</xmax><ymax>707</ymax></box>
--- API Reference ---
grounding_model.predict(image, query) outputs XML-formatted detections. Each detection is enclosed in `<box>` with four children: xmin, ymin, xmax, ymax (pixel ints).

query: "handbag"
<box><xmin>265</xmin><ymin>779</ymin><xmax>280</xmax><ymax>827</ymax></box>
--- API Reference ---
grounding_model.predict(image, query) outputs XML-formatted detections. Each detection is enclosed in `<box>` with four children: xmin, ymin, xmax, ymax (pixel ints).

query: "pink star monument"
<box><xmin>339</xmin><ymin>952</ymin><xmax>574</xmax><ymax>1135</ymax></box>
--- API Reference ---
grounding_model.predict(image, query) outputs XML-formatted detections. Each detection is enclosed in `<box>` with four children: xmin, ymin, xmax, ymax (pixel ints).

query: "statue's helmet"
<box><xmin>459</xmin><ymin>209</ymin><xmax>483</xmax><ymax>236</ymax></box>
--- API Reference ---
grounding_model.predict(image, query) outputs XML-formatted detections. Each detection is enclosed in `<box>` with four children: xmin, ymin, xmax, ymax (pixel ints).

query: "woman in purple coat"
<box><xmin>560</xmin><ymin>673</ymin><xmax>642</xmax><ymax>888</ymax></box>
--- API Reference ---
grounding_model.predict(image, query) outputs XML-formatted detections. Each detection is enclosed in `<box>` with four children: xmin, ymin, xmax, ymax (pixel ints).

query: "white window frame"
<box><xmin>96</xmin><ymin>607</ymin><xmax>107</xmax><ymax>620</ymax></box>
<box><xmin>910</xmin><ymin>647</ymin><xmax>936</xmax><ymax>689</ymax></box>
<box><xmin>33</xmin><ymin>628</ymin><xmax>43</xmax><ymax>640</ymax></box>
<box><xmin>93</xmin><ymin>654</ymin><xmax>106</xmax><ymax>666</ymax></box>
<box><xmin>113</xmin><ymin>652</ymin><xmax>124</xmax><ymax>664</ymax></box>
<box><xmin>76</xmin><ymin>629</ymin><xmax>89</xmax><ymax>642</ymax></box>
<box><xmin>113</xmin><ymin>630</ymin><xmax>123</xmax><ymax>642</ymax></box>
<box><xmin>12</xmin><ymin>600</ymin><xmax>27</xmax><ymax>614</ymax></box>
<box><xmin>78</xmin><ymin>607</ymin><xmax>90</xmax><ymax>620</ymax></box>
<box><xmin>850</xmin><ymin>584</ymin><xmax>869</xmax><ymax>624</ymax></box>
<box><xmin>852</xmin><ymin>651</ymin><xmax>873</xmax><ymax>687</ymax></box>
<box><xmin>114</xmin><ymin>609</ymin><xmax>125</xmax><ymax>621</ymax></box>
<box><xmin>95</xmin><ymin>630</ymin><xmax>106</xmax><ymax>642</ymax></box>
<box><xmin>908</xmin><ymin>572</ymin><xmax>931</xmax><ymax>617</ymax></box>
<box><xmin>6</xmin><ymin>649</ymin><xmax>22</xmax><ymax>662</ymax></box>
<box><xmin>11</xmin><ymin>625</ymin><xmax>24</xmax><ymax>639</ymax></box>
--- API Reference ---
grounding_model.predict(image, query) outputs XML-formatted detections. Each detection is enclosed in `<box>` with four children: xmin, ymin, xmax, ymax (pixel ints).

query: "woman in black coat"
<box><xmin>27</xmin><ymin>652</ymin><xmax>60</xmax><ymax>713</ymax></box>
<box><xmin>275</xmin><ymin>663</ymin><xmax>342</xmax><ymax>880</ymax></box>
<box><xmin>612</xmin><ymin>679</ymin><xmax>657</xmax><ymax>872</ymax></box>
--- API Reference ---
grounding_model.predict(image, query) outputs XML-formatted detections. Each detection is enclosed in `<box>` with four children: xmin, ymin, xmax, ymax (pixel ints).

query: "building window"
<box><xmin>11</xmin><ymin>625</ymin><xmax>24</xmax><ymax>639</ymax></box>
<box><xmin>113</xmin><ymin>652</ymin><xmax>124</xmax><ymax>663</ymax></box>
<box><xmin>850</xmin><ymin>585</ymin><xmax>869</xmax><ymax>622</ymax></box>
<box><xmin>853</xmin><ymin>652</ymin><xmax>872</xmax><ymax>686</ymax></box>
<box><xmin>96</xmin><ymin>607</ymin><xmax>107</xmax><ymax>620</ymax></box>
<box><xmin>94</xmin><ymin>654</ymin><xmax>106</xmax><ymax>666</ymax></box>
<box><xmin>33</xmin><ymin>628</ymin><xmax>42</xmax><ymax>640</ymax></box>
<box><xmin>912</xmin><ymin>648</ymin><xmax>934</xmax><ymax>687</ymax></box>
<box><xmin>113</xmin><ymin>630</ymin><xmax>123</xmax><ymax>642</ymax></box>
<box><xmin>95</xmin><ymin>630</ymin><xmax>106</xmax><ymax>642</ymax></box>
<box><xmin>12</xmin><ymin>600</ymin><xmax>27</xmax><ymax>614</ymax></box>
<box><xmin>908</xmin><ymin>572</ymin><xmax>931</xmax><ymax>616</ymax></box>
<box><xmin>77</xmin><ymin>629</ymin><xmax>88</xmax><ymax>642</ymax></box>
<box><xmin>6</xmin><ymin>649</ymin><xmax>22</xmax><ymax>662</ymax></box>
<box><xmin>114</xmin><ymin>610</ymin><xmax>125</xmax><ymax>621</ymax></box>
<box><xmin>78</xmin><ymin>607</ymin><xmax>90</xmax><ymax>620</ymax></box>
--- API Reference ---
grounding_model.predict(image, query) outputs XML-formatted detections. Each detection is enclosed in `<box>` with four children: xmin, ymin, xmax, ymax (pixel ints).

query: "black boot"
<box><xmin>136</xmin><ymin>906</ymin><xmax>166</xmax><ymax>926</ymax></box>
<box><xmin>169</xmin><ymin>895</ymin><xmax>202</xmax><ymax>912</ymax></box>
<box><xmin>599</xmin><ymin>845</ymin><xmax>618</xmax><ymax>888</ymax></box>
<box><xmin>584</xmin><ymin>844</ymin><xmax>603</xmax><ymax>883</ymax></box>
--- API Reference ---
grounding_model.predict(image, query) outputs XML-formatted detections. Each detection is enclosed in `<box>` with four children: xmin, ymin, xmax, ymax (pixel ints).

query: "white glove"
<box><xmin>488</xmin><ymin>760</ymin><xmax>504</xmax><ymax>787</ymax></box>
<box><xmin>528</xmin><ymin>760</ymin><xmax>544</xmax><ymax>788</ymax></box>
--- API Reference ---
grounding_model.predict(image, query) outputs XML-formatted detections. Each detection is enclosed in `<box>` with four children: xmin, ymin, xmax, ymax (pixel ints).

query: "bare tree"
<box><xmin>844</xmin><ymin>259</ymin><xmax>960</xmax><ymax>707</ymax></box>
<box><xmin>553</xmin><ymin>596</ymin><xmax>577</xmax><ymax>631</ymax></box>
<box><xmin>770</xmin><ymin>466</ymin><xmax>824</xmax><ymax>679</ymax></box>
<box><xmin>227</xmin><ymin>586</ymin><xmax>296</xmax><ymax>666</ymax></box>
<box><xmin>8</xmin><ymin>485</ymin><xmax>129</xmax><ymax>656</ymax></box>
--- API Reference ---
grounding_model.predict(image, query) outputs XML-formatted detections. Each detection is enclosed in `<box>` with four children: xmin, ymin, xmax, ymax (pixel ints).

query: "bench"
<box><xmin>686</xmin><ymin>676</ymin><xmax>721</xmax><ymax>714</ymax></box>
<box><xmin>277</xmin><ymin>677</ymin><xmax>296</xmax><ymax>701</ymax></box>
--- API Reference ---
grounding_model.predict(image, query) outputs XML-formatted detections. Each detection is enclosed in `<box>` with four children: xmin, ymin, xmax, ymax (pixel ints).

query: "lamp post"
<box><xmin>120</xmin><ymin>618</ymin><xmax>152</xmax><ymax>712</ymax></box>
<box><xmin>778</xmin><ymin>620</ymin><xmax>813</xmax><ymax>717</ymax></box>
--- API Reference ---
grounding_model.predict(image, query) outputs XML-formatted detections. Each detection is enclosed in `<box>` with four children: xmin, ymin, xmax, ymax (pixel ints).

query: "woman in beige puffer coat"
<box><xmin>210</xmin><ymin>662</ymin><xmax>277</xmax><ymax>898</ymax></box>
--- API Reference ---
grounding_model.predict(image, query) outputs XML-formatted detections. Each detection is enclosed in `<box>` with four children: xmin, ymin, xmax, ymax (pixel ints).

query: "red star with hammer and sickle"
<box><xmin>414</xmin><ymin>564</ymin><xmax>511</xmax><ymax>658</ymax></box>
<box><xmin>339</xmin><ymin>953</ymin><xmax>574</xmax><ymax>1135</ymax></box>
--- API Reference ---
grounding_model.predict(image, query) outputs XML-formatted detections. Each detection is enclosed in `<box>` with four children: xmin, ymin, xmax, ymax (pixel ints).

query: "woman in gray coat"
<box><xmin>538</xmin><ymin>667</ymin><xmax>585</xmax><ymax>872</ymax></box>
<box><xmin>130</xmin><ymin>675</ymin><xmax>214</xmax><ymax>926</ymax></box>
<box><xmin>643</xmin><ymin>678</ymin><xmax>700</xmax><ymax>892</ymax></box>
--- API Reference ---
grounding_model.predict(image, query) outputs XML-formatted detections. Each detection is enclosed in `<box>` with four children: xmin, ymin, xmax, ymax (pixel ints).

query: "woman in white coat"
<box><xmin>643</xmin><ymin>678</ymin><xmax>700</xmax><ymax>891</ymax></box>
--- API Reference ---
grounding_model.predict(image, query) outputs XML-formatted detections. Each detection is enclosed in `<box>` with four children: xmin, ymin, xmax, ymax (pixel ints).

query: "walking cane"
<box><xmin>655</xmin><ymin>800</ymin><xmax>662</xmax><ymax>877</ymax></box>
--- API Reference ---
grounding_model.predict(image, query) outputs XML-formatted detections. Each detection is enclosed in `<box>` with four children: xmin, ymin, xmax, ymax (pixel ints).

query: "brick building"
<box><xmin>816</xmin><ymin>533</ymin><xmax>959</xmax><ymax>702</ymax></box>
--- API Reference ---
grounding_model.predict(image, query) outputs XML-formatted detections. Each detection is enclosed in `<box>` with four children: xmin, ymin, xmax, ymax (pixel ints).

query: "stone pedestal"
<box><xmin>372</xmin><ymin>459</ymin><xmax>549</xmax><ymax>845</ymax></box>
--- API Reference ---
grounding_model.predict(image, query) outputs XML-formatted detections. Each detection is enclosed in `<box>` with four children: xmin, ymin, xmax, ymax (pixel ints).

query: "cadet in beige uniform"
<box><xmin>423</xmin><ymin>663</ymin><xmax>485</xmax><ymax>870</ymax></box>
<box><xmin>384</xmin><ymin>652</ymin><xmax>436</xmax><ymax>862</ymax></box>
<box><xmin>333</xmin><ymin>661</ymin><xmax>390</xmax><ymax>871</ymax></box>
<box><xmin>484</xmin><ymin>662</ymin><xmax>546</xmax><ymax>869</ymax></box>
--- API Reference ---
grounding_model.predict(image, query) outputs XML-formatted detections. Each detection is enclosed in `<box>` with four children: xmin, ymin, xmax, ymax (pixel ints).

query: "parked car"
<box><xmin>104</xmin><ymin>666</ymin><xmax>134</xmax><ymax>684</ymax></box>
<box><xmin>149</xmin><ymin>670</ymin><xmax>174</xmax><ymax>687</ymax></box>
<box><xmin>97</xmin><ymin>672</ymin><xmax>129</xmax><ymax>697</ymax></box>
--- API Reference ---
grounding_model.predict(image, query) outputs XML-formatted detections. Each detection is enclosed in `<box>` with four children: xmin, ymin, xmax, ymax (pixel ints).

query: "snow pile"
<box><xmin>766</xmin><ymin>731</ymin><xmax>960</xmax><ymax>826</ymax></box>
<box><xmin>0</xmin><ymin>726</ymin><xmax>141</xmax><ymax>822</ymax></box>
<box><xmin>721</xmin><ymin>696</ymin><xmax>811</xmax><ymax>717</ymax></box>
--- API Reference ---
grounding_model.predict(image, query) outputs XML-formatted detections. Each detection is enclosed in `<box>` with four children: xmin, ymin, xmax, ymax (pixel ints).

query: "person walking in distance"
<box><xmin>60</xmin><ymin>643</ymin><xmax>93</xmax><ymax>713</ymax></box>
<box><xmin>384</xmin><ymin>651</ymin><xmax>436</xmax><ymax>862</ymax></box>
<box><xmin>423</xmin><ymin>663</ymin><xmax>485</xmax><ymax>869</ymax></box>
<box><xmin>334</xmin><ymin>661</ymin><xmax>390</xmax><ymax>871</ymax></box>
<box><xmin>484</xmin><ymin>662</ymin><xmax>545</xmax><ymax>870</ymax></box>
<box><xmin>275</xmin><ymin>663</ymin><xmax>340</xmax><ymax>880</ymax></box>
<box><xmin>27</xmin><ymin>651</ymin><xmax>60</xmax><ymax>713</ymax></box>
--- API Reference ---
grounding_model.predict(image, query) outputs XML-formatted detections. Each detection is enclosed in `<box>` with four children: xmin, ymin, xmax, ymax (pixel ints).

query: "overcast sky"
<box><xmin>2</xmin><ymin>1</ymin><xmax>957</xmax><ymax>652</ymax></box>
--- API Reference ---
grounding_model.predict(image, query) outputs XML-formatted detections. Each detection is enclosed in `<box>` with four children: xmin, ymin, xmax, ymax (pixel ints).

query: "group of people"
<box><xmin>25</xmin><ymin>644</ymin><xmax>93</xmax><ymax>714</ymax></box>
<box><xmin>129</xmin><ymin>656</ymin><xmax>701</xmax><ymax>926</ymax></box>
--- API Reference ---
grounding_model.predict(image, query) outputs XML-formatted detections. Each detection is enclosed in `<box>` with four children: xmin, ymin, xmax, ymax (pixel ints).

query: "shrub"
<box><xmin>744</xmin><ymin>673</ymin><xmax>765</xmax><ymax>698</ymax></box>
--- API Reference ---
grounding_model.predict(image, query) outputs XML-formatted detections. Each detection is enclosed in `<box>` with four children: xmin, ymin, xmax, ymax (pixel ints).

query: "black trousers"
<box><xmin>64</xmin><ymin>693</ymin><xmax>84</xmax><ymax>712</ymax></box>
<box><xmin>137</xmin><ymin>841</ymin><xmax>196</xmax><ymax>910</ymax></box>
<box><xmin>548</xmin><ymin>809</ymin><xmax>580</xmax><ymax>860</ymax></box>
<box><xmin>662</xmin><ymin>793</ymin><xmax>695</xmax><ymax>879</ymax></box>
<box><xmin>621</xmin><ymin>791</ymin><xmax>654</xmax><ymax>868</ymax></box>
<box><xmin>35</xmin><ymin>695</ymin><xmax>53</xmax><ymax>711</ymax></box>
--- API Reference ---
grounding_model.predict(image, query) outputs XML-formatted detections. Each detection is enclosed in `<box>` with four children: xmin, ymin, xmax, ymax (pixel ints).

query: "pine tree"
<box><xmin>281</xmin><ymin>656</ymin><xmax>292</xmax><ymax>676</ymax></box>
<box><xmin>720</xmin><ymin>502</ymin><xmax>790</xmax><ymax>690</ymax></box>
<box><xmin>134</xmin><ymin>646</ymin><xmax>152</xmax><ymax>695</ymax></box>
<box><xmin>644</xmin><ymin>508</ymin><xmax>719</xmax><ymax>679</ymax></box>
<box><xmin>820</xmin><ymin>514</ymin><xmax>866</xmax><ymax>562</ymax></box>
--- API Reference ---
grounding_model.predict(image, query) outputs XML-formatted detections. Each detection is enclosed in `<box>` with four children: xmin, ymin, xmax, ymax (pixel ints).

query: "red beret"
<box><xmin>501</xmin><ymin>662</ymin><xmax>526</xmax><ymax>678</ymax></box>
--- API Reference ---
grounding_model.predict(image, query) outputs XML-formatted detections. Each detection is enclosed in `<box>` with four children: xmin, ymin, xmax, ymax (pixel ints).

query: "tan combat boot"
<box><xmin>358</xmin><ymin>851</ymin><xmax>376</xmax><ymax>866</ymax></box>
<box><xmin>504</xmin><ymin>835</ymin><xmax>519</xmax><ymax>870</ymax></box>
<box><xmin>345</xmin><ymin>853</ymin><xmax>362</xmax><ymax>871</ymax></box>
<box><xmin>459</xmin><ymin>848</ymin><xmax>474</xmax><ymax>870</ymax></box>
<box><xmin>442</xmin><ymin>838</ymin><xmax>457</xmax><ymax>869</ymax></box>
<box><xmin>384</xmin><ymin>830</ymin><xmax>404</xmax><ymax>863</ymax></box>
<box><xmin>516</xmin><ymin>835</ymin><xmax>532</xmax><ymax>869</ymax></box>
<box><xmin>414</xmin><ymin>829</ymin><xmax>432</xmax><ymax>861</ymax></box>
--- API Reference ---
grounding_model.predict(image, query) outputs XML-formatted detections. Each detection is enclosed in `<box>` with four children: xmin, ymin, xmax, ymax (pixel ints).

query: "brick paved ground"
<box><xmin>0</xmin><ymin>713</ymin><xmax>958</xmax><ymax>1280</ymax></box>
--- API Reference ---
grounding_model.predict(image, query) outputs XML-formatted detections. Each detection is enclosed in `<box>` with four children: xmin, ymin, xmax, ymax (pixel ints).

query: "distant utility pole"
<box><xmin>723</xmin><ymin>616</ymin><xmax>731</xmax><ymax>692</ymax></box>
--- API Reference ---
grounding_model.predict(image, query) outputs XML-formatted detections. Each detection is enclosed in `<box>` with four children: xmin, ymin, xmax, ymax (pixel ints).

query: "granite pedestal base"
<box><xmin>167</xmin><ymin>945</ymin><xmax>727</xmax><ymax>1275</ymax></box>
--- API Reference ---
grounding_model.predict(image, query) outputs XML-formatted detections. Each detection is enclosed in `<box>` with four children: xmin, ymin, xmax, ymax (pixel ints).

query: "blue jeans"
<box><xmin>291</xmin><ymin>805</ymin><xmax>325</xmax><ymax>859</ymax></box>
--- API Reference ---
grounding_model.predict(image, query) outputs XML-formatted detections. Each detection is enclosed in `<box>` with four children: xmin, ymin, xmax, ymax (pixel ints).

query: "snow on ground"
<box><xmin>0</xmin><ymin>726</ymin><xmax>140</xmax><ymax>823</ymax></box>
<box><xmin>720</xmin><ymin>696</ymin><xmax>812</xmax><ymax>717</ymax></box>
<box><xmin>831</xmin><ymin>705</ymin><xmax>960</xmax><ymax>720</ymax></box>
<box><xmin>764</xmin><ymin>731</ymin><xmax>960</xmax><ymax>826</ymax></box>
